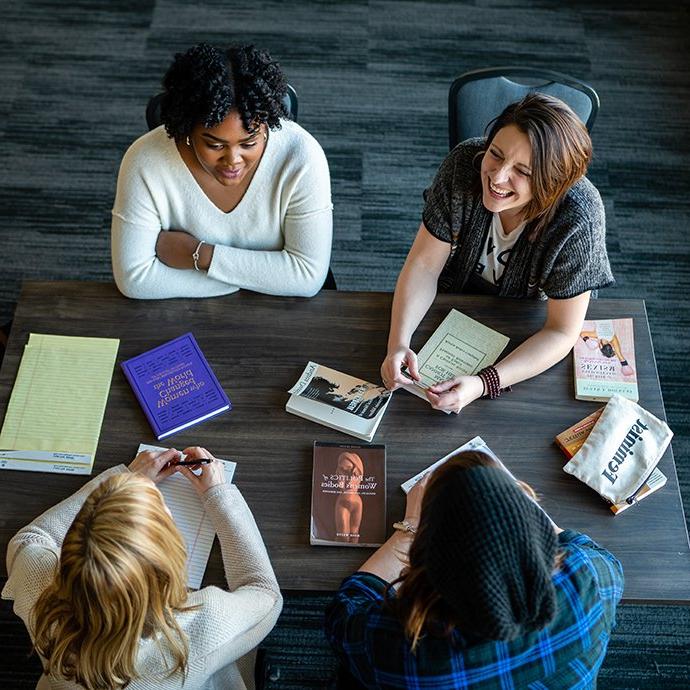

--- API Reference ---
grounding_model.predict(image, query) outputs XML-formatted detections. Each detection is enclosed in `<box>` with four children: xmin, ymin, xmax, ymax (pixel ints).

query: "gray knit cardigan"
<box><xmin>422</xmin><ymin>138</ymin><xmax>614</xmax><ymax>299</ymax></box>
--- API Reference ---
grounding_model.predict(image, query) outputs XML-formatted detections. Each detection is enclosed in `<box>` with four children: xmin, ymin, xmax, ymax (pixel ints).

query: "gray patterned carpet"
<box><xmin>1</xmin><ymin>1</ymin><xmax>689</xmax><ymax>687</ymax></box>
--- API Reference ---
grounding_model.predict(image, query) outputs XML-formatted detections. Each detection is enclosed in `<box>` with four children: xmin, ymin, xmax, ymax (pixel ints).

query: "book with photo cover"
<box><xmin>310</xmin><ymin>441</ymin><xmax>386</xmax><ymax>547</ymax></box>
<box><xmin>286</xmin><ymin>362</ymin><xmax>392</xmax><ymax>442</ymax></box>
<box><xmin>402</xmin><ymin>309</ymin><xmax>509</xmax><ymax>403</ymax></box>
<box><xmin>574</xmin><ymin>318</ymin><xmax>638</xmax><ymax>402</ymax></box>
<box><xmin>555</xmin><ymin>410</ymin><xmax>666</xmax><ymax>515</ymax></box>
<box><xmin>121</xmin><ymin>333</ymin><xmax>231</xmax><ymax>440</ymax></box>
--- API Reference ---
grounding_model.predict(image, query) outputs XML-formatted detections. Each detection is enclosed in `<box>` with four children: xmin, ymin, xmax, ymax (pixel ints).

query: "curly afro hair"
<box><xmin>160</xmin><ymin>43</ymin><xmax>288</xmax><ymax>141</ymax></box>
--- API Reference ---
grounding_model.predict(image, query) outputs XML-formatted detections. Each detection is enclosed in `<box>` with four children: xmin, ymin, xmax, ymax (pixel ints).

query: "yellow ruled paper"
<box><xmin>0</xmin><ymin>333</ymin><xmax>119</xmax><ymax>474</ymax></box>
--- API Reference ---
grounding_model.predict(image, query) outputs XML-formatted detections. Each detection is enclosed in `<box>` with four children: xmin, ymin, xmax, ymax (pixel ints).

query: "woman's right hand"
<box><xmin>380</xmin><ymin>346</ymin><xmax>420</xmax><ymax>390</ymax></box>
<box><xmin>177</xmin><ymin>446</ymin><xmax>226</xmax><ymax>496</ymax></box>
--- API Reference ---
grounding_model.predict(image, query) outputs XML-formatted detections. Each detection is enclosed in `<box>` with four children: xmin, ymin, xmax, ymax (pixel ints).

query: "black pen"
<box><xmin>172</xmin><ymin>458</ymin><xmax>212</xmax><ymax>467</ymax></box>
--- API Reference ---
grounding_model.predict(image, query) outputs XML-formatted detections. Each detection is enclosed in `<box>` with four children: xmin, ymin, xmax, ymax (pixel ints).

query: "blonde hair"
<box><xmin>32</xmin><ymin>473</ymin><xmax>196</xmax><ymax>689</ymax></box>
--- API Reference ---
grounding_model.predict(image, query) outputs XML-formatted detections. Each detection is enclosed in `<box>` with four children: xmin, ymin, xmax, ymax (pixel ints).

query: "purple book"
<box><xmin>121</xmin><ymin>333</ymin><xmax>231</xmax><ymax>440</ymax></box>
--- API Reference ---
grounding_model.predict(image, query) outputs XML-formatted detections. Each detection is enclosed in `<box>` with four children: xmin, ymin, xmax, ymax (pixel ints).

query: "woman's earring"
<box><xmin>186</xmin><ymin>136</ymin><xmax>191</xmax><ymax>147</ymax></box>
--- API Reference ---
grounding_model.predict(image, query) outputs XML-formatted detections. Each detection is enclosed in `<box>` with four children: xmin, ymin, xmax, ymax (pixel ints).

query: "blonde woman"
<box><xmin>2</xmin><ymin>447</ymin><xmax>282</xmax><ymax>689</ymax></box>
<box><xmin>326</xmin><ymin>450</ymin><xmax>624</xmax><ymax>688</ymax></box>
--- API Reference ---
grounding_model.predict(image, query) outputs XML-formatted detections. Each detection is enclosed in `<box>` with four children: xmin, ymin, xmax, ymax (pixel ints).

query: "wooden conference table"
<box><xmin>1</xmin><ymin>281</ymin><xmax>689</xmax><ymax>603</ymax></box>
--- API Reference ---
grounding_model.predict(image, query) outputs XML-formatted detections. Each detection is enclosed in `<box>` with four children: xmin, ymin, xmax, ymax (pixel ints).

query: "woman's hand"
<box><xmin>177</xmin><ymin>446</ymin><xmax>226</xmax><ymax>496</ymax></box>
<box><xmin>380</xmin><ymin>346</ymin><xmax>420</xmax><ymax>390</ymax></box>
<box><xmin>403</xmin><ymin>473</ymin><xmax>429</xmax><ymax>529</ymax></box>
<box><xmin>129</xmin><ymin>447</ymin><xmax>180</xmax><ymax>483</ymax></box>
<box><xmin>156</xmin><ymin>230</ymin><xmax>213</xmax><ymax>270</ymax></box>
<box><xmin>426</xmin><ymin>375</ymin><xmax>484</xmax><ymax>414</ymax></box>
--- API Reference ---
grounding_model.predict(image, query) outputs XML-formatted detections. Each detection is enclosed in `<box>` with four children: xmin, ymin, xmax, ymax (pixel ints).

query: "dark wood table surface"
<box><xmin>1</xmin><ymin>281</ymin><xmax>689</xmax><ymax>602</ymax></box>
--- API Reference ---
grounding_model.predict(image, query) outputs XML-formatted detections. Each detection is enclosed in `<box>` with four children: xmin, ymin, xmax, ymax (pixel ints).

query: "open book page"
<box><xmin>138</xmin><ymin>444</ymin><xmax>236</xmax><ymax>589</ymax></box>
<box><xmin>0</xmin><ymin>334</ymin><xmax>119</xmax><ymax>473</ymax></box>
<box><xmin>401</xmin><ymin>436</ymin><xmax>556</xmax><ymax>527</ymax></box>
<box><xmin>402</xmin><ymin>310</ymin><xmax>509</xmax><ymax>401</ymax></box>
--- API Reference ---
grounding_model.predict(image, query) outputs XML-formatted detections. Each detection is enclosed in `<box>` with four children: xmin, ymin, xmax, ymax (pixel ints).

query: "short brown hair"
<box><xmin>484</xmin><ymin>92</ymin><xmax>593</xmax><ymax>240</ymax></box>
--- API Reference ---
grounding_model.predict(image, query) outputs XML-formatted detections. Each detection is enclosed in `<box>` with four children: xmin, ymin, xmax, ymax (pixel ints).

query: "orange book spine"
<box><xmin>554</xmin><ymin>408</ymin><xmax>604</xmax><ymax>458</ymax></box>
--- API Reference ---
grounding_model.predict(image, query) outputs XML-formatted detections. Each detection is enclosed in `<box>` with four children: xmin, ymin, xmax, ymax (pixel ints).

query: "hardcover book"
<box><xmin>310</xmin><ymin>441</ymin><xmax>386</xmax><ymax>547</ymax></box>
<box><xmin>121</xmin><ymin>333</ymin><xmax>231</xmax><ymax>440</ymax></box>
<box><xmin>402</xmin><ymin>309</ymin><xmax>509</xmax><ymax>403</ymax></box>
<box><xmin>573</xmin><ymin>318</ymin><xmax>638</xmax><ymax>402</ymax></box>
<box><xmin>286</xmin><ymin>362</ymin><xmax>391</xmax><ymax>442</ymax></box>
<box><xmin>554</xmin><ymin>409</ymin><xmax>666</xmax><ymax>515</ymax></box>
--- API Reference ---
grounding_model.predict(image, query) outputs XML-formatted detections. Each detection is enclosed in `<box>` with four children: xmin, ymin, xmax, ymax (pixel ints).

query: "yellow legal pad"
<box><xmin>0</xmin><ymin>333</ymin><xmax>120</xmax><ymax>475</ymax></box>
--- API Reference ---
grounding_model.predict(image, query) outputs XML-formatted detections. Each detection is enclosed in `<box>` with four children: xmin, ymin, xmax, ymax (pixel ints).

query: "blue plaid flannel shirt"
<box><xmin>325</xmin><ymin>530</ymin><xmax>623</xmax><ymax>689</ymax></box>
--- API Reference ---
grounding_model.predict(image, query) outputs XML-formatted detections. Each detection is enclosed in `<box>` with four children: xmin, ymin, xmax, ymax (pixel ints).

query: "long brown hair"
<box><xmin>482</xmin><ymin>92</ymin><xmax>593</xmax><ymax>241</ymax></box>
<box><xmin>31</xmin><ymin>473</ymin><xmax>197</xmax><ymax>689</ymax></box>
<box><xmin>390</xmin><ymin>450</ymin><xmax>559</xmax><ymax>652</ymax></box>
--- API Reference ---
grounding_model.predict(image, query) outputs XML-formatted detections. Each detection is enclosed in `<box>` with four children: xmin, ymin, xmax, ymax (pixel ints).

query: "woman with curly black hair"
<box><xmin>111</xmin><ymin>43</ymin><xmax>332</xmax><ymax>299</ymax></box>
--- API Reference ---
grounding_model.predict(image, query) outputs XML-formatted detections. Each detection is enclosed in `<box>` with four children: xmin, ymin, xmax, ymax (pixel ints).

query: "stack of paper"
<box><xmin>0</xmin><ymin>334</ymin><xmax>119</xmax><ymax>475</ymax></box>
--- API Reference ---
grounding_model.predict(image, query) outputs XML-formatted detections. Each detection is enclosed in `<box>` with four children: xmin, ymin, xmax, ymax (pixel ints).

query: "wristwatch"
<box><xmin>192</xmin><ymin>240</ymin><xmax>205</xmax><ymax>271</ymax></box>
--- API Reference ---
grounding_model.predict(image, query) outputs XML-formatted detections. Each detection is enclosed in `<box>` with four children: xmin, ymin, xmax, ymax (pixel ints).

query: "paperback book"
<box><xmin>574</xmin><ymin>318</ymin><xmax>638</xmax><ymax>402</ymax></box>
<box><xmin>122</xmin><ymin>333</ymin><xmax>231</xmax><ymax>440</ymax></box>
<box><xmin>286</xmin><ymin>362</ymin><xmax>391</xmax><ymax>442</ymax></box>
<box><xmin>403</xmin><ymin>309</ymin><xmax>509</xmax><ymax>402</ymax></box>
<box><xmin>310</xmin><ymin>441</ymin><xmax>386</xmax><ymax>547</ymax></box>
<box><xmin>555</xmin><ymin>410</ymin><xmax>666</xmax><ymax>515</ymax></box>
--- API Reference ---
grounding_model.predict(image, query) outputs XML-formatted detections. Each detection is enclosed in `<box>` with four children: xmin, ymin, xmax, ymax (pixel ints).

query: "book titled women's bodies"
<box><xmin>122</xmin><ymin>333</ymin><xmax>231</xmax><ymax>440</ymax></box>
<box><xmin>311</xmin><ymin>441</ymin><xmax>386</xmax><ymax>547</ymax></box>
<box><xmin>403</xmin><ymin>309</ymin><xmax>509</xmax><ymax>403</ymax></box>
<box><xmin>574</xmin><ymin>318</ymin><xmax>638</xmax><ymax>402</ymax></box>
<box><xmin>286</xmin><ymin>362</ymin><xmax>392</xmax><ymax>442</ymax></box>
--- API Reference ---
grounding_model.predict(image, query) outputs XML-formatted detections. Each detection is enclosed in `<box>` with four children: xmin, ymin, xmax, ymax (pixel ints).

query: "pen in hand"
<box><xmin>173</xmin><ymin>458</ymin><xmax>212</xmax><ymax>467</ymax></box>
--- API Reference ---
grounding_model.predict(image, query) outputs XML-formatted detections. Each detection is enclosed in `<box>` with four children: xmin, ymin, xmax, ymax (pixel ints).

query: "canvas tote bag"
<box><xmin>563</xmin><ymin>394</ymin><xmax>673</xmax><ymax>505</ymax></box>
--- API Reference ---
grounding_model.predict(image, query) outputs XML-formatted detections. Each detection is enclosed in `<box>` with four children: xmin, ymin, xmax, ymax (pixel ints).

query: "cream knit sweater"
<box><xmin>2</xmin><ymin>465</ymin><xmax>283</xmax><ymax>690</ymax></box>
<box><xmin>111</xmin><ymin>120</ymin><xmax>333</xmax><ymax>299</ymax></box>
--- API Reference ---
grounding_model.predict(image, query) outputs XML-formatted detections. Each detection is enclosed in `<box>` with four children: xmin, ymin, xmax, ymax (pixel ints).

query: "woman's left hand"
<box><xmin>128</xmin><ymin>447</ymin><xmax>180</xmax><ymax>483</ymax></box>
<box><xmin>403</xmin><ymin>473</ymin><xmax>429</xmax><ymax>529</ymax></box>
<box><xmin>426</xmin><ymin>375</ymin><xmax>484</xmax><ymax>414</ymax></box>
<box><xmin>156</xmin><ymin>230</ymin><xmax>207</xmax><ymax>269</ymax></box>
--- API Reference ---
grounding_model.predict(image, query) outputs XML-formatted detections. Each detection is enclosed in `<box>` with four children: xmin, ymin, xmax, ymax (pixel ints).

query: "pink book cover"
<box><xmin>573</xmin><ymin>318</ymin><xmax>638</xmax><ymax>402</ymax></box>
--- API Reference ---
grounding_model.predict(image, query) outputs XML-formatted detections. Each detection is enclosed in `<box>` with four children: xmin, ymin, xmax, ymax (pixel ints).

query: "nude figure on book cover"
<box><xmin>335</xmin><ymin>452</ymin><xmax>364</xmax><ymax>543</ymax></box>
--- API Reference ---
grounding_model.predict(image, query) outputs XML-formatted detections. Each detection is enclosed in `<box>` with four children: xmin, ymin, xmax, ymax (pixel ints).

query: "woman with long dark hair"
<box><xmin>380</xmin><ymin>94</ymin><xmax>614</xmax><ymax>413</ymax></box>
<box><xmin>326</xmin><ymin>450</ymin><xmax>623</xmax><ymax>687</ymax></box>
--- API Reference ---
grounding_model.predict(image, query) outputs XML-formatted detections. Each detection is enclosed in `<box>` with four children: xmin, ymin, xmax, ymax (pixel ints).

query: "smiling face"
<box><xmin>480</xmin><ymin>124</ymin><xmax>534</xmax><ymax>222</ymax></box>
<box><xmin>189</xmin><ymin>109</ymin><xmax>267</xmax><ymax>187</ymax></box>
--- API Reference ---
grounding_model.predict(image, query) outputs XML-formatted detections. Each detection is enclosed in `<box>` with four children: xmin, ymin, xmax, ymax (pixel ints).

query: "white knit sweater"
<box><xmin>2</xmin><ymin>465</ymin><xmax>283</xmax><ymax>690</ymax></box>
<box><xmin>111</xmin><ymin>120</ymin><xmax>333</xmax><ymax>299</ymax></box>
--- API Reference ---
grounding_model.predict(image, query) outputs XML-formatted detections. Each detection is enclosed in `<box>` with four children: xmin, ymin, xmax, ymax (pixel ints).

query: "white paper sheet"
<box><xmin>138</xmin><ymin>443</ymin><xmax>236</xmax><ymax>589</ymax></box>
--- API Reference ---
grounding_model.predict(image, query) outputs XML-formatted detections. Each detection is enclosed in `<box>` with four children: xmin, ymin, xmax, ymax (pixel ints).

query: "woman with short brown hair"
<box><xmin>380</xmin><ymin>93</ymin><xmax>614</xmax><ymax>414</ymax></box>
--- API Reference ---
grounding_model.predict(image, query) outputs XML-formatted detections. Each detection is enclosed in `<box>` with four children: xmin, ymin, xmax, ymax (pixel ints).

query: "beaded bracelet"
<box><xmin>477</xmin><ymin>365</ymin><xmax>511</xmax><ymax>399</ymax></box>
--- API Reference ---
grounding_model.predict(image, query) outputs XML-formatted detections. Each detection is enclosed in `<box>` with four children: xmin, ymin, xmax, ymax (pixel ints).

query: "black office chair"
<box><xmin>448</xmin><ymin>67</ymin><xmax>599</xmax><ymax>150</ymax></box>
<box><xmin>145</xmin><ymin>83</ymin><xmax>299</xmax><ymax>131</ymax></box>
<box><xmin>144</xmin><ymin>84</ymin><xmax>337</xmax><ymax>291</ymax></box>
